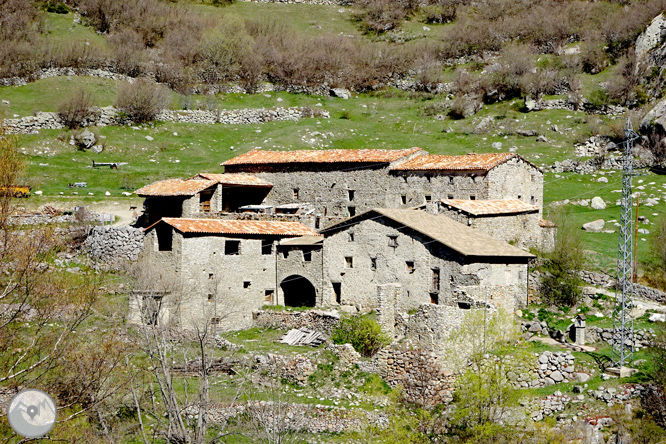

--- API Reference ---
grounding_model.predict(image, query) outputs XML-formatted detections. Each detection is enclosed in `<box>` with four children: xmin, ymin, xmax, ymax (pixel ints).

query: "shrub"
<box><xmin>44</xmin><ymin>1</ymin><xmax>69</xmax><ymax>13</ymax></box>
<box><xmin>331</xmin><ymin>315</ymin><xmax>390</xmax><ymax>357</ymax></box>
<box><xmin>114</xmin><ymin>79</ymin><xmax>169</xmax><ymax>123</ymax></box>
<box><xmin>355</xmin><ymin>0</ymin><xmax>407</xmax><ymax>33</ymax></box>
<box><xmin>57</xmin><ymin>88</ymin><xmax>94</xmax><ymax>129</ymax></box>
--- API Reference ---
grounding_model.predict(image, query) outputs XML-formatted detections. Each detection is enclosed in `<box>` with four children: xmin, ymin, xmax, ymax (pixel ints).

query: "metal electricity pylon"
<box><xmin>611</xmin><ymin>119</ymin><xmax>639</xmax><ymax>368</ymax></box>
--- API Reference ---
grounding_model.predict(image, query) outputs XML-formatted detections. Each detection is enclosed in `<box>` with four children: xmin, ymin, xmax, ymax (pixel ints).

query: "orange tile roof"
<box><xmin>440</xmin><ymin>199</ymin><xmax>539</xmax><ymax>216</ymax></box>
<box><xmin>222</xmin><ymin>148</ymin><xmax>423</xmax><ymax>166</ymax></box>
<box><xmin>391</xmin><ymin>153</ymin><xmax>529</xmax><ymax>172</ymax></box>
<box><xmin>149</xmin><ymin>218</ymin><xmax>319</xmax><ymax>237</ymax></box>
<box><xmin>191</xmin><ymin>173</ymin><xmax>273</xmax><ymax>187</ymax></box>
<box><xmin>135</xmin><ymin>179</ymin><xmax>217</xmax><ymax>197</ymax></box>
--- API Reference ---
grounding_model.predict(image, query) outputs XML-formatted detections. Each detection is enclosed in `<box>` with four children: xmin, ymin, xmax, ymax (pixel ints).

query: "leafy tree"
<box><xmin>331</xmin><ymin>314</ymin><xmax>390</xmax><ymax>357</ymax></box>
<box><xmin>541</xmin><ymin>207</ymin><xmax>584</xmax><ymax>306</ymax></box>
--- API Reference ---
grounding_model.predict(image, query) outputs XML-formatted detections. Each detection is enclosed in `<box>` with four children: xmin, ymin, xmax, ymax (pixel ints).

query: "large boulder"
<box><xmin>582</xmin><ymin>219</ymin><xmax>605</xmax><ymax>232</ymax></box>
<box><xmin>330</xmin><ymin>88</ymin><xmax>351</xmax><ymax>100</ymax></box>
<box><xmin>591</xmin><ymin>197</ymin><xmax>606</xmax><ymax>210</ymax></box>
<box><xmin>636</xmin><ymin>14</ymin><xmax>666</xmax><ymax>67</ymax></box>
<box><xmin>76</xmin><ymin>129</ymin><xmax>96</xmax><ymax>149</ymax></box>
<box><xmin>640</xmin><ymin>98</ymin><xmax>666</xmax><ymax>134</ymax></box>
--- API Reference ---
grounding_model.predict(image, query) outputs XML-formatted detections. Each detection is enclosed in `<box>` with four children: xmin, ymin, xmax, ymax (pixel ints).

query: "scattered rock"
<box><xmin>591</xmin><ymin>197</ymin><xmax>606</xmax><ymax>210</ymax></box>
<box><xmin>76</xmin><ymin>129</ymin><xmax>96</xmax><ymax>149</ymax></box>
<box><xmin>330</xmin><ymin>88</ymin><xmax>351</xmax><ymax>100</ymax></box>
<box><xmin>649</xmin><ymin>313</ymin><xmax>666</xmax><ymax>322</ymax></box>
<box><xmin>582</xmin><ymin>219</ymin><xmax>605</xmax><ymax>232</ymax></box>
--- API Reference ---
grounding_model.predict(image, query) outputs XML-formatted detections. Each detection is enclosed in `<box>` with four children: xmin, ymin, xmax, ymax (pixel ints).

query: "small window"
<box><xmin>449</xmin><ymin>176</ymin><xmax>454</xmax><ymax>184</ymax></box>
<box><xmin>348</xmin><ymin>232</ymin><xmax>355</xmax><ymax>242</ymax></box>
<box><xmin>530</xmin><ymin>196</ymin><xmax>535</xmax><ymax>204</ymax></box>
<box><xmin>345</xmin><ymin>257</ymin><xmax>353</xmax><ymax>268</ymax></box>
<box><xmin>265</xmin><ymin>289</ymin><xmax>274</xmax><ymax>303</ymax></box>
<box><xmin>207</xmin><ymin>293</ymin><xmax>214</xmax><ymax>301</ymax></box>
<box><xmin>431</xmin><ymin>293</ymin><xmax>439</xmax><ymax>305</ymax></box>
<box><xmin>401</xmin><ymin>195</ymin><xmax>407</xmax><ymax>205</ymax></box>
<box><xmin>211</xmin><ymin>317</ymin><xmax>221</xmax><ymax>325</ymax></box>
<box><xmin>425</xmin><ymin>195</ymin><xmax>432</xmax><ymax>203</ymax></box>
<box><xmin>209</xmin><ymin>273</ymin><xmax>214</xmax><ymax>280</ymax></box>
<box><xmin>406</xmin><ymin>261</ymin><xmax>415</xmax><ymax>273</ymax></box>
<box><xmin>470</xmin><ymin>195</ymin><xmax>476</xmax><ymax>200</ymax></box>
<box><xmin>333</xmin><ymin>282</ymin><xmax>341</xmax><ymax>304</ymax></box>
<box><xmin>283</xmin><ymin>249</ymin><xmax>289</xmax><ymax>258</ymax></box>
<box><xmin>388</xmin><ymin>235</ymin><xmax>398</xmax><ymax>248</ymax></box>
<box><xmin>156</xmin><ymin>225</ymin><xmax>173</xmax><ymax>252</ymax></box>
<box><xmin>348</xmin><ymin>190</ymin><xmax>355</xmax><ymax>201</ymax></box>
<box><xmin>293</xmin><ymin>188</ymin><xmax>300</xmax><ymax>200</ymax></box>
<box><xmin>303</xmin><ymin>249</ymin><xmax>312</xmax><ymax>262</ymax></box>
<box><xmin>447</xmin><ymin>194</ymin><xmax>454</xmax><ymax>199</ymax></box>
<box><xmin>243</xmin><ymin>281</ymin><xmax>251</xmax><ymax>288</ymax></box>
<box><xmin>315</xmin><ymin>216</ymin><xmax>321</xmax><ymax>229</ymax></box>
<box><xmin>457</xmin><ymin>301</ymin><xmax>471</xmax><ymax>310</ymax></box>
<box><xmin>518</xmin><ymin>194</ymin><xmax>522</xmax><ymax>200</ymax></box>
<box><xmin>262</xmin><ymin>240</ymin><xmax>273</xmax><ymax>255</ymax></box>
<box><xmin>225</xmin><ymin>240</ymin><xmax>240</xmax><ymax>255</ymax></box>
<box><xmin>348</xmin><ymin>206</ymin><xmax>356</xmax><ymax>217</ymax></box>
<box><xmin>432</xmin><ymin>268</ymin><xmax>440</xmax><ymax>291</ymax></box>
<box><xmin>371</xmin><ymin>257</ymin><xmax>377</xmax><ymax>270</ymax></box>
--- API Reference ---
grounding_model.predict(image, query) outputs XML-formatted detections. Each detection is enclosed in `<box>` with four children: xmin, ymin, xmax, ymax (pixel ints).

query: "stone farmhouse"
<box><xmin>129</xmin><ymin>148</ymin><xmax>553</xmax><ymax>331</ymax></box>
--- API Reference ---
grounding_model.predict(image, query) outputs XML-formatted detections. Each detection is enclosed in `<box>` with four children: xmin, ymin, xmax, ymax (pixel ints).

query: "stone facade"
<box><xmin>85</xmin><ymin>226</ymin><xmax>144</xmax><ymax>265</ymax></box>
<box><xmin>321</xmin><ymin>215</ymin><xmax>529</xmax><ymax>313</ymax></box>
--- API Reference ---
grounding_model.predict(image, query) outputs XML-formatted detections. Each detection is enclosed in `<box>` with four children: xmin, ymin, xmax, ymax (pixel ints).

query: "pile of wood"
<box><xmin>279</xmin><ymin>328</ymin><xmax>326</xmax><ymax>347</ymax></box>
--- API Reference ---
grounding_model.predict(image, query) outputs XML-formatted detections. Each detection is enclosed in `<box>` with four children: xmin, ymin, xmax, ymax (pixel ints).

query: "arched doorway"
<box><xmin>281</xmin><ymin>275</ymin><xmax>316</xmax><ymax>308</ymax></box>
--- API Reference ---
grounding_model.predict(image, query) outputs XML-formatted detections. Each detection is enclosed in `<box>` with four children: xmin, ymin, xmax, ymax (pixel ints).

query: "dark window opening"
<box><xmin>518</xmin><ymin>194</ymin><xmax>522</xmax><ymax>200</ymax></box>
<box><xmin>401</xmin><ymin>195</ymin><xmax>407</xmax><ymax>205</ymax></box>
<box><xmin>448</xmin><ymin>194</ymin><xmax>454</xmax><ymax>199</ymax></box>
<box><xmin>225</xmin><ymin>240</ymin><xmax>240</xmax><ymax>255</ymax></box>
<box><xmin>333</xmin><ymin>282</ymin><xmax>341</xmax><ymax>304</ymax></box>
<box><xmin>371</xmin><ymin>257</ymin><xmax>377</xmax><ymax>270</ymax></box>
<box><xmin>457</xmin><ymin>301</ymin><xmax>471</xmax><ymax>309</ymax></box>
<box><xmin>262</xmin><ymin>240</ymin><xmax>273</xmax><ymax>255</ymax></box>
<box><xmin>282</xmin><ymin>275</ymin><xmax>316</xmax><ymax>307</ymax></box>
<box><xmin>156</xmin><ymin>225</ymin><xmax>173</xmax><ymax>251</ymax></box>
<box><xmin>348</xmin><ymin>206</ymin><xmax>356</xmax><ymax>217</ymax></box>
<box><xmin>345</xmin><ymin>257</ymin><xmax>353</xmax><ymax>268</ymax></box>
<box><xmin>388</xmin><ymin>235</ymin><xmax>398</xmax><ymax>248</ymax></box>
<box><xmin>449</xmin><ymin>176</ymin><xmax>454</xmax><ymax>184</ymax></box>
<box><xmin>425</xmin><ymin>195</ymin><xmax>432</xmax><ymax>203</ymax></box>
<box><xmin>348</xmin><ymin>190</ymin><xmax>355</xmax><ymax>201</ymax></box>
<box><xmin>207</xmin><ymin>293</ymin><xmax>214</xmax><ymax>301</ymax></box>
<box><xmin>209</xmin><ymin>273</ymin><xmax>214</xmax><ymax>280</ymax></box>
<box><xmin>293</xmin><ymin>188</ymin><xmax>300</xmax><ymax>200</ymax></box>
<box><xmin>303</xmin><ymin>249</ymin><xmax>312</xmax><ymax>262</ymax></box>
<box><xmin>199</xmin><ymin>190</ymin><xmax>213</xmax><ymax>213</ymax></box>
<box><xmin>432</xmin><ymin>268</ymin><xmax>440</xmax><ymax>291</ymax></box>
<box><xmin>243</xmin><ymin>281</ymin><xmax>251</xmax><ymax>288</ymax></box>
<box><xmin>530</xmin><ymin>196</ymin><xmax>535</xmax><ymax>204</ymax></box>
<box><xmin>265</xmin><ymin>289</ymin><xmax>274</xmax><ymax>303</ymax></box>
<box><xmin>349</xmin><ymin>232</ymin><xmax>354</xmax><ymax>242</ymax></box>
<box><xmin>470</xmin><ymin>195</ymin><xmax>476</xmax><ymax>200</ymax></box>
<box><xmin>315</xmin><ymin>216</ymin><xmax>321</xmax><ymax>229</ymax></box>
<box><xmin>283</xmin><ymin>249</ymin><xmax>289</xmax><ymax>258</ymax></box>
<box><xmin>211</xmin><ymin>317</ymin><xmax>221</xmax><ymax>325</ymax></box>
<box><xmin>406</xmin><ymin>261</ymin><xmax>415</xmax><ymax>273</ymax></box>
<box><xmin>431</xmin><ymin>293</ymin><xmax>439</xmax><ymax>304</ymax></box>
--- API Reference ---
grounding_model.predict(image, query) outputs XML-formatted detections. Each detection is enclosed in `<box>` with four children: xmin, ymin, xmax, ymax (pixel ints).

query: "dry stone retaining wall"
<box><xmin>252</xmin><ymin>310</ymin><xmax>341</xmax><ymax>332</ymax></box>
<box><xmin>85</xmin><ymin>226</ymin><xmax>144</xmax><ymax>264</ymax></box>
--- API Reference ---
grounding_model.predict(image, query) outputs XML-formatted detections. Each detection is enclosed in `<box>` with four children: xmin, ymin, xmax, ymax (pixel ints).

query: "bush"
<box><xmin>331</xmin><ymin>315</ymin><xmax>390</xmax><ymax>357</ymax></box>
<box><xmin>44</xmin><ymin>1</ymin><xmax>69</xmax><ymax>13</ymax></box>
<box><xmin>57</xmin><ymin>88</ymin><xmax>94</xmax><ymax>129</ymax></box>
<box><xmin>114</xmin><ymin>79</ymin><xmax>169</xmax><ymax>123</ymax></box>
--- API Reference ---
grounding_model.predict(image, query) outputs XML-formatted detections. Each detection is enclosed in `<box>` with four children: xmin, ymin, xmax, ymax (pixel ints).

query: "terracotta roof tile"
<box><xmin>135</xmin><ymin>179</ymin><xmax>216</xmax><ymax>197</ymax></box>
<box><xmin>150</xmin><ymin>218</ymin><xmax>319</xmax><ymax>237</ymax></box>
<box><xmin>391</xmin><ymin>153</ymin><xmax>531</xmax><ymax>172</ymax></box>
<box><xmin>321</xmin><ymin>208</ymin><xmax>534</xmax><ymax>258</ymax></box>
<box><xmin>191</xmin><ymin>173</ymin><xmax>273</xmax><ymax>187</ymax></box>
<box><xmin>222</xmin><ymin>148</ymin><xmax>423</xmax><ymax>166</ymax></box>
<box><xmin>440</xmin><ymin>199</ymin><xmax>539</xmax><ymax>216</ymax></box>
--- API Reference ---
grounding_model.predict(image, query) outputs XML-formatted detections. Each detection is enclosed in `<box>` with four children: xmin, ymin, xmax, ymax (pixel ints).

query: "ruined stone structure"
<box><xmin>130</xmin><ymin>218</ymin><xmax>319</xmax><ymax>330</ymax></box>
<box><xmin>320</xmin><ymin>208</ymin><xmax>533</xmax><ymax>313</ymax></box>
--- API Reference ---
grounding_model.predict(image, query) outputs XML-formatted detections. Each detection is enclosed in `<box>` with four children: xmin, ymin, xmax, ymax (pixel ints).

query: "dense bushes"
<box><xmin>58</xmin><ymin>88</ymin><xmax>94</xmax><ymax>129</ymax></box>
<box><xmin>331</xmin><ymin>315</ymin><xmax>390</xmax><ymax>357</ymax></box>
<box><xmin>114</xmin><ymin>79</ymin><xmax>169</xmax><ymax>123</ymax></box>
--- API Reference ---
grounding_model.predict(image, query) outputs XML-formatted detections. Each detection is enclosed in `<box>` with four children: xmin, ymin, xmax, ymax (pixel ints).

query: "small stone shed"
<box><xmin>134</xmin><ymin>173</ymin><xmax>273</xmax><ymax>226</ymax></box>
<box><xmin>133</xmin><ymin>218</ymin><xmax>319</xmax><ymax>331</ymax></box>
<box><xmin>319</xmin><ymin>208</ymin><xmax>534</xmax><ymax>313</ymax></box>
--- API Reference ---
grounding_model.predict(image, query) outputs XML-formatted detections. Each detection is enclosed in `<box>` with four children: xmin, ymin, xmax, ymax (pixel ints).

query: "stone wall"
<box><xmin>579</xmin><ymin>270</ymin><xmax>666</xmax><ymax>304</ymax></box>
<box><xmin>509</xmin><ymin>351</ymin><xmax>577</xmax><ymax>388</ymax></box>
<box><xmin>252</xmin><ymin>309</ymin><xmax>341</xmax><ymax>332</ymax></box>
<box><xmin>85</xmin><ymin>226</ymin><xmax>144</xmax><ymax>265</ymax></box>
<box><xmin>4</xmin><ymin>106</ymin><xmax>328</xmax><ymax>134</ymax></box>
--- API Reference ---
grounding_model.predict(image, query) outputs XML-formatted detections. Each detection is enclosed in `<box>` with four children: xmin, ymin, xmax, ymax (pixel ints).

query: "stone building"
<box><xmin>389</xmin><ymin>152</ymin><xmax>543</xmax><ymax>212</ymax></box>
<box><xmin>319</xmin><ymin>208</ymin><xmax>534</xmax><ymax>314</ymax></box>
<box><xmin>431</xmin><ymin>199</ymin><xmax>555</xmax><ymax>251</ymax></box>
<box><xmin>221</xmin><ymin>148</ymin><xmax>426</xmax><ymax>218</ymax></box>
<box><xmin>134</xmin><ymin>173</ymin><xmax>273</xmax><ymax>226</ymax></box>
<box><xmin>130</xmin><ymin>218</ymin><xmax>319</xmax><ymax>330</ymax></box>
